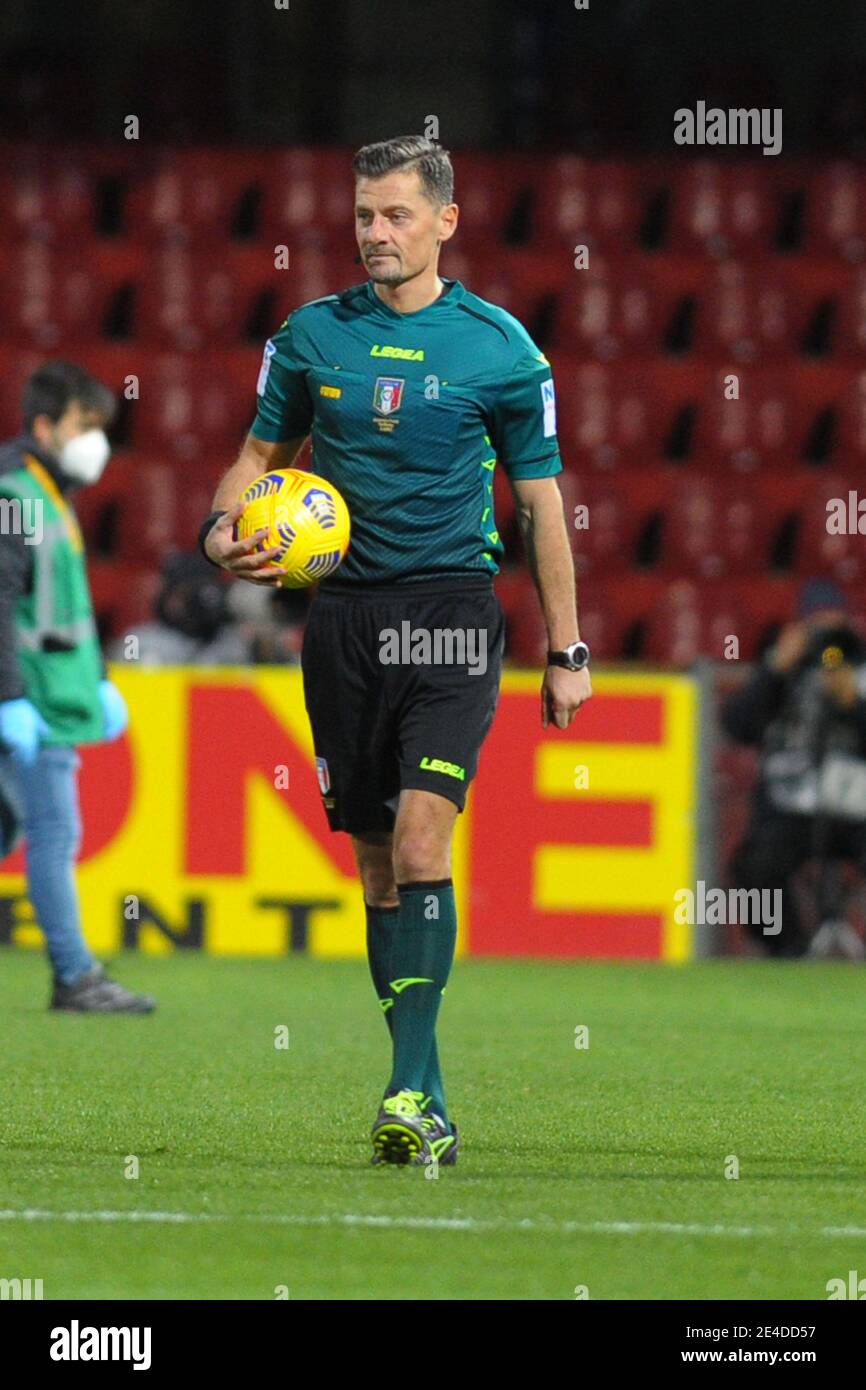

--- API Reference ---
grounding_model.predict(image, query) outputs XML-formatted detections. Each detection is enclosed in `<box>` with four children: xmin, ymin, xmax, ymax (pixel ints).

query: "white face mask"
<box><xmin>57</xmin><ymin>428</ymin><xmax>111</xmax><ymax>484</ymax></box>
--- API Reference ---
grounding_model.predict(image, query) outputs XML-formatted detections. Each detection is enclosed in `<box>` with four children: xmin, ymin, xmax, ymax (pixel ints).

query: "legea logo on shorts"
<box><xmin>419</xmin><ymin>757</ymin><xmax>466</xmax><ymax>782</ymax></box>
<box><xmin>378</xmin><ymin>622</ymin><xmax>488</xmax><ymax>676</ymax></box>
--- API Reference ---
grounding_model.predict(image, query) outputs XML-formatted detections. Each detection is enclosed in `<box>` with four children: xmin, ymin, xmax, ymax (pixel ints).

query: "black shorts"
<box><xmin>301</xmin><ymin>576</ymin><xmax>505</xmax><ymax>833</ymax></box>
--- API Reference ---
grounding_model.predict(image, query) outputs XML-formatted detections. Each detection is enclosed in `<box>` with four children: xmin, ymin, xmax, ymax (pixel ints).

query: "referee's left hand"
<box><xmin>541</xmin><ymin>666</ymin><xmax>592</xmax><ymax>730</ymax></box>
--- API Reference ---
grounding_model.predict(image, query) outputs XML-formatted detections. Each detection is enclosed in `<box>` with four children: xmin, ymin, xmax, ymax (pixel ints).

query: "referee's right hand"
<box><xmin>204</xmin><ymin>500</ymin><xmax>286</xmax><ymax>586</ymax></box>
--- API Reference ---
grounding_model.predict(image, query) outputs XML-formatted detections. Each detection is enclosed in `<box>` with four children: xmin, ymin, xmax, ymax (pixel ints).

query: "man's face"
<box><xmin>355</xmin><ymin>169</ymin><xmax>457</xmax><ymax>287</ymax></box>
<box><xmin>32</xmin><ymin>400</ymin><xmax>103</xmax><ymax>459</ymax></box>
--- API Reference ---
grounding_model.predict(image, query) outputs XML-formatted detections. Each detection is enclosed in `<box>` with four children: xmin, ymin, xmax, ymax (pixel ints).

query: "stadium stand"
<box><xmin>1</xmin><ymin>145</ymin><xmax>865</xmax><ymax>665</ymax></box>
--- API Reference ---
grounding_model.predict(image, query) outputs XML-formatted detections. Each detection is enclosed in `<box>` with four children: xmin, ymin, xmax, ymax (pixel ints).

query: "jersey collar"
<box><xmin>364</xmin><ymin>277</ymin><xmax>464</xmax><ymax>320</ymax></box>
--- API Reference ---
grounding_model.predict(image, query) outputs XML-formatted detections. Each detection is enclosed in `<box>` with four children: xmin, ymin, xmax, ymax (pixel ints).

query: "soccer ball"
<box><xmin>234</xmin><ymin>468</ymin><xmax>351</xmax><ymax>588</ymax></box>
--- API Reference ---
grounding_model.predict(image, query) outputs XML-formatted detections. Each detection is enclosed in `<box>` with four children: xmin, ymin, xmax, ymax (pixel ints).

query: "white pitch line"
<box><xmin>1</xmin><ymin>1209</ymin><xmax>865</xmax><ymax>1239</ymax></box>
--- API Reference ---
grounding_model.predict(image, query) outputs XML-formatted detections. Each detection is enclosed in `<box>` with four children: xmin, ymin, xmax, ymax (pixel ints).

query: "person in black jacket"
<box><xmin>721</xmin><ymin>579</ymin><xmax>866</xmax><ymax>958</ymax></box>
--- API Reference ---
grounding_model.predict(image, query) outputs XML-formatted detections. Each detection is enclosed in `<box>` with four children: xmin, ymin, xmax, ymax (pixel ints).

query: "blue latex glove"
<box><xmin>99</xmin><ymin>680</ymin><xmax>129</xmax><ymax>741</ymax></box>
<box><xmin>0</xmin><ymin>697</ymin><xmax>51</xmax><ymax>764</ymax></box>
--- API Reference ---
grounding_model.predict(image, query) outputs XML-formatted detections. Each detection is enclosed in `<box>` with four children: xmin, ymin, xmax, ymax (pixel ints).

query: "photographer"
<box><xmin>722</xmin><ymin>580</ymin><xmax>866</xmax><ymax>958</ymax></box>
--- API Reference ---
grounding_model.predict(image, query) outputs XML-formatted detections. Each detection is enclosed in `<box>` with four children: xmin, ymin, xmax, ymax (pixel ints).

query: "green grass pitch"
<box><xmin>2</xmin><ymin>950</ymin><xmax>865</xmax><ymax>1300</ymax></box>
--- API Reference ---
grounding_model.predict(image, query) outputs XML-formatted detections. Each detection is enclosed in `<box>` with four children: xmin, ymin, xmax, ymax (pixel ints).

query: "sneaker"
<box><xmin>419</xmin><ymin>1112</ymin><xmax>460</xmax><ymax>1166</ymax></box>
<box><xmin>50</xmin><ymin>964</ymin><xmax>156</xmax><ymax>1014</ymax></box>
<box><xmin>370</xmin><ymin>1088</ymin><xmax>430</xmax><ymax>1165</ymax></box>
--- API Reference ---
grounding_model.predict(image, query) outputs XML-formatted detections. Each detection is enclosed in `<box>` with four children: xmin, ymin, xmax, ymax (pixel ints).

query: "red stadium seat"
<box><xmin>803</xmin><ymin>162</ymin><xmax>866</xmax><ymax>261</ymax></box>
<box><xmin>0</xmin><ymin>344</ymin><xmax>46</xmax><ymax>436</ymax></box>
<box><xmin>0</xmin><ymin>243</ymin><xmax>120</xmax><ymax>348</ymax></box>
<box><xmin>527</xmin><ymin>157</ymin><xmax>647</xmax><ymax>252</ymax></box>
<box><xmin>553</xmin><ymin>359</ymin><xmax>705</xmax><ymax>471</ymax></box>
<box><xmin>569</xmin><ymin>470</ymin><xmax>661</xmax><ymax>576</ymax></box>
<box><xmin>653</xmin><ymin>474</ymin><xmax>775</xmax><ymax>578</ymax></box>
<box><xmin>0</xmin><ymin>153</ymin><xmax>95</xmax><ymax>243</ymax></box>
<box><xmin>123</xmin><ymin>149</ymin><xmax>255</xmax><ymax>242</ymax></box>
<box><xmin>642</xmin><ymin>579</ymin><xmax>757</xmax><ymax>666</ymax></box>
<box><xmin>134</xmin><ymin>243</ymin><xmax>286</xmax><ymax>348</ymax></box>
<box><xmin>88</xmin><ymin>560</ymin><xmax>161</xmax><ymax>639</ymax></box>
<box><xmin>689</xmin><ymin>365</ymin><xmax>807</xmax><ymax>472</ymax></box>
<box><xmin>793</xmin><ymin>470</ymin><xmax>866</xmax><ymax>583</ymax></box>
<box><xmin>692</xmin><ymin>260</ymin><xmax>814</xmax><ymax>363</ymax></box>
<box><xmin>664</xmin><ymin>159</ymin><xmax>782</xmax><ymax>257</ymax></box>
<box><xmin>256</xmin><ymin>147</ymin><xmax>356</xmax><ymax>250</ymax></box>
<box><xmin>551</xmin><ymin>254</ymin><xmax>703</xmax><ymax>358</ymax></box>
<box><xmin>828</xmin><ymin>263</ymin><xmax>866</xmax><ymax>356</ymax></box>
<box><xmin>127</xmin><ymin>350</ymin><xmax>251</xmax><ymax>458</ymax></box>
<box><xmin>114</xmin><ymin>461</ymin><xmax>178</xmax><ymax>562</ymax></box>
<box><xmin>445</xmin><ymin>153</ymin><xmax>531</xmax><ymax>246</ymax></box>
<box><xmin>835</xmin><ymin>367</ymin><xmax>866</xmax><ymax>465</ymax></box>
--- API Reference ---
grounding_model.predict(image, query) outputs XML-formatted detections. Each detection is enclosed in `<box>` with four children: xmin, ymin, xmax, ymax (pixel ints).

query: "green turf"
<box><xmin>2</xmin><ymin>949</ymin><xmax>866</xmax><ymax>1300</ymax></box>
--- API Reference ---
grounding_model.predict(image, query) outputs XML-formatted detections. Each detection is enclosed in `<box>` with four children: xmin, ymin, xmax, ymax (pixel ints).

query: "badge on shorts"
<box><xmin>315</xmin><ymin>757</ymin><xmax>331</xmax><ymax>794</ymax></box>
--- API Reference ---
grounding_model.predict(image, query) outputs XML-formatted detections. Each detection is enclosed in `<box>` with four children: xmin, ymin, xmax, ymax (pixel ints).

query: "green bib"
<box><xmin>0</xmin><ymin>456</ymin><xmax>104</xmax><ymax>744</ymax></box>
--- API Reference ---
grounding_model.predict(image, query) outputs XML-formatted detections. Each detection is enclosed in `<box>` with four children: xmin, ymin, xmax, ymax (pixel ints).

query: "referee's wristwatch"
<box><xmin>547</xmin><ymin>640</ymin><xmax>591</xmax><ymax>671</ymax></box>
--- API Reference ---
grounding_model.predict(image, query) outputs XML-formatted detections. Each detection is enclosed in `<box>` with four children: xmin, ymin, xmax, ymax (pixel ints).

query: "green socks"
<box><xmin>365</xmin><ymin>903</ymin><xmax>399</xmax><ymax>1033</ymax></box>
<box><xmin>387</xmin><ymin>879</ymin><xmax>456</xmax><ymax>1117</ymax></box>
<box><xmin>365</xmin><ymin>881</ymin><xmax>456</xmax><ymax>1125</ymax></box>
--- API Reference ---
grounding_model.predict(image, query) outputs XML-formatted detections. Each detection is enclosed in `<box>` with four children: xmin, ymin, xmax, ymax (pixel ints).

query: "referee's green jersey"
<box><xmin>250</xmin><ymin>277</ymin><xmax>562</xmax><ymax>584</ymax></box>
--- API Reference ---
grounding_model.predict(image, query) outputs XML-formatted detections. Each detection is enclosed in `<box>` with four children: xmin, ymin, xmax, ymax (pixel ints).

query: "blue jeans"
<box><xmin>1</xmin><ymin>744</ymin><xmax>94</xmax><ymax>984</ymax></box>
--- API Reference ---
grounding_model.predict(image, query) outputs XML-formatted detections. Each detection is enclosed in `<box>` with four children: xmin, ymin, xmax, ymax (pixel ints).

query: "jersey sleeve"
<box><xmin>249</xmin><ymin>317</ymin><xmax>314</xmax><ymax>442</ymax></box>
<box><xmin>488</xmin><ymin>350</ymin><xmax>562</xmax><ymax>480</ymax></box>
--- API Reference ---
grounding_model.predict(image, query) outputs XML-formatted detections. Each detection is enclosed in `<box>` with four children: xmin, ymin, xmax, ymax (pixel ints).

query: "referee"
<box><xmin>199</xmin><ymin>136</ymin><xmax>591</xmax><ymax>1165</ymax></box>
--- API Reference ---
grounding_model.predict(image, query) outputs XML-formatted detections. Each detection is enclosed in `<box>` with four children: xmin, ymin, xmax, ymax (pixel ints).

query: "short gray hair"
<box><xmin>353</xmin><ymin>135</ymin><xmax>454</xmax><ymax>206</ymax></box>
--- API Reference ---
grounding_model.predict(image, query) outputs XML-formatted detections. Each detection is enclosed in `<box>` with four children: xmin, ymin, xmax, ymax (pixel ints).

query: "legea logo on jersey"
<box><xmin>372</xmin><ymin>376</ymin><xmax>405</xmax><ymax>432</ymax></box>
<box><xmin>371</xmin><ymin>344</ymin><xmax>425</xmax><ymax>361</ymax></box>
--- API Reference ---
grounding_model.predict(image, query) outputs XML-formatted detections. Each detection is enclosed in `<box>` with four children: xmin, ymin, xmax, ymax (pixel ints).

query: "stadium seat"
<box><xmin>4</xmin><ymin>144</ymin><xmax>866</xmax><ymax>661</ymax></box>
<box><xmin>793</xmin><ymin>470</ymin><xmax>866</xmax><ymax>583</ymax></box>
<box><xmin>570</xmin><ymin>469</ymin><xmax>664</xmax><ymax>575</ymax></box>
<box><xmin>827</xmin><ymin>263</ymin><xmax>866</xmax><ymax>357</ymax></box>
<box><xmin>134</xmin><ymin>243</ymin><xmax>285</xmax><ymax>348</ymax></box>
<box><xmin>256</xmin><ymin>147</ymin><xmax>357</xmax><ymax>250</ymax></box>
<box><xmin>0</xmin><ymin>154</ymin><xmax>95</xmax><ymax>242</ymax></box>
<box><xmin>664</xmin><ymin>159</ymin><xmax>783</xmax><ymax>257</ymax></box>
<box><xmin>689</xmin><ymin>365</ymin><xmax>808</xmax><ymax>472</ymax></box>
<box><xmin>803</xmin><ymin>162</ymin><xmax>866</xmax><ymax>261</ymax></box>
<box><xmin>641</xmin><ymin>579</ymin><xmax>754</xmax><ymax>666</ymax></box>
<box><xmin>551</xmin><ymin>254</ymin><xmax>704</xmax><ymax>358</ymax></box>
<box><xmin>527</xmin><ymin>157</ymin><xmax>647</xmax><ymax>253</ymax></box>
<box><xmin>691</xmin><ymin>260</ymin><xmax>814</xmax><ymax>363</ymax></box>
<box><xmin>445</xmin><ymin>153</ymin><xmax>532</xmax><ymax>245</ymax></box>
<box><xmin>554</xmin><ymin>359</ymin><xmax>710</xmax><ymax>470</ymax></box>
<box><xmin>653</xmin><ymin>473</ymin><xmax>781</xmax><ymax>578</ymax></box>
<box><xmin>0</xmin><ymin>242</ymin><xmax>123</xmax><ymax>348</ymax></box>
<box><xmin>123</xmin><ymin>149</ymin><xmax>255</xmax><ymax>242</ymax></box>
